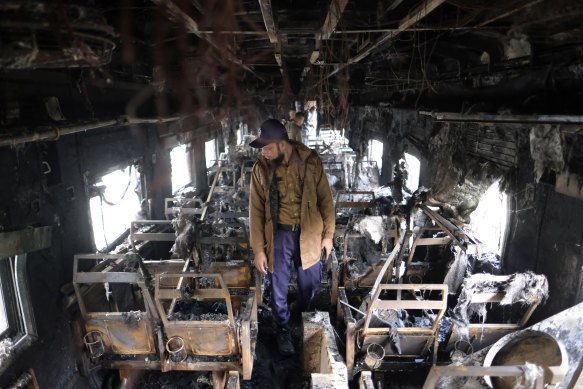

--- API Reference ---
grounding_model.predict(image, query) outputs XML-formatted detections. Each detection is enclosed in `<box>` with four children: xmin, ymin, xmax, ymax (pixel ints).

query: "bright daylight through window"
<box><xmin>171</xmin><ymin>144</ymin><xmax>190</xmax><ymax>194</ymax></box>
<box><xmin>404</xmin><ymin>153</ymin><xmax>420</xmax><ymax>191</ymax></box>
<box><xmin>90</xmin><ymin>165</ymin><xmax>141</xmax><ymax>250</ymax></box>
<box><xmin>470</xmin><ymin>180</ymin><xmax>508</xmax><ymax>255</ymax></box>
<box><xmin>369</xmin><ymin>139</ymin><xmax>383</xmax><ymax>174</ymax></box>
<box><xmin>0</xmin><ymin>280</ymin><xmax>7</xmax><ymax>336</ymax></box>
<box><xmin>205</xmin><ymin>139</ymin><xmax>216</xmax><ymax>168</ymax></box>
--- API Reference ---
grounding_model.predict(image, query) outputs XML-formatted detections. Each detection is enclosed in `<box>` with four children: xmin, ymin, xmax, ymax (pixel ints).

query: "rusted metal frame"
<box><xmin>157</xmin><ymin>327</ymin><xmax>168</xmax><ymax>372</ymax></box>
<box><xmin>406</xmin><ymin>226</ymin><xmax>452</xmax><ymax>268</ymax></box>
<box><xmin>363</xmin><ymin>284</ymin><xmax>448</xmax><ymax>335</ymax></box>
<box><xmin>240</xmin><ymin>288</ymin><xmax>257</xmax><ymax>380</ymax></box>
<box><xmin>302</xmin><ymin>0</ymin><xmax>349</xmax><ymax>79</ymax></box>
<box><xmin>363</xmin><ymin>284</ymin><xmax>447</xmax><ymax>362</ymax></box>
<box><xmin>102</xmin><ymin>359</ymin><xmax>242</xmax><ymax>372</ymax></box>
<box><xmin>446</xmin><ymin>276</ymin><xmax>540</xmax><ymax>352</ymax></box>
<box><xmin>212</xmin><ymin>371</ymin><xmax>227</xmax><ymax>389</ymax></box>
<box><xmin>151</xmin><ymin>0</ymin><xmax>263</xmax><ymax>82</ymax></box>
<box><xmin>335</xmin><ymin>191</ymin><xmax>376</xmax><ymax>214</ymax></box>
<box><xmin>330</xmin><ymin>254</ymin><xmax>339</xmax><ymax>307</ymax></box>
<box><xmin>226</xmin><ymin>371</ymin><xmax>240</xmax><ymax>389</ymax></box>
<box><xmin>73</xmin><ymin>254</ymin><xmax>128</xmax><ymax>320</ymax></box>
<box><xmin>74</xmin><ymin>256</ymin><xmax>162</xmax><ymax>358</ymax></box>
<box><xmin>416</xmin><ymin>237</ymin><xmax>452</xmax><ymax>246</ymax></box>
<box><xmin>130</xmin><ymin>220</ymin><xmax>175</xmax><ymax>249</ymax></box>
<box><xmin>365</xmin><ymin>327</ymin><xmax>434</xmax><ymax>336</ymax></box>
<box><xmin>420</xmin><ymin>111</ymin><xmax>583</xmax><ymax>125</ymax></box>
<box><xmin>207</xmin><ymin>262</ymin><xmax>254</xmax><ymax>289</ymax></box>
<box><xmin>367</xmin><ymin>242</ymin><xmax>402</xmax><ymax>302</ymax></box>
<box><xmin>422</xmin><ymin>365</ymin><xmax>544</xmax><ymax>389</ymax></box>
<box><xmin>320</xmin><ymin>0</ymin><xmax>350</xmax><ymax>40</ymax></box>
<box><xmin>257</xmin><ymin>0</ymin><xmax>287</xmax><ymax>82</ymax></box>
<box><xmin>158</xmin><ymin>288</ymin><xmax>226</xmax><ymax>300</ymax></box>
<box><xmin>359</xmin><ymin>371</ymin><xmax>375</xmax><ymax>389</ymax></box>
<box><xmin>201</xmin><ymin>165</ymin><xmax>222</xmax><ymax>221</ymax></box>
<box><xmin>420</xmin><ymin>206</ymin><xmax>467</xmax><ymax>249</ymax></box>
<box><xmin>475</xmin><ymin>0</ymin><xmax>545</xmax><ymax>28</ymax></box>
<box><xmin>167</xmin><ymin>258</ymin><xmax>191</xmax><ymax>315</ymax></box>
<box><xmin>459</xmin><ymin>275</ymin><xmax>540</xmax><ymax>327</ymax></box>
<box><xmin>346</xmin><ymin>321</ymin><xmax>357</xmax><ymax>380</ymax></box>
<box><xmin>199</xmin><ymin>235</ymin><xmax>248</xmax><ymax>246</ymax></box>
<box><xmin>155</xmin><ymin>273</ymin><xmax>235</xmax><ymax>328</ymax></box>
<box><xmin>356</xmin><ymin>258</ymin><xmax>396</xmax><ymax>288</ymax></box>
<box><xmin>164</xmin><ymin>197</ymin><xmax>204</xmax><ymax>219</ymax></box>
<box><xmin>394</xmin><ymin>230</ymin><xmax>412</xmax><ymax>287</ymax></box>
<box><xmin>208</xmin><ymin>165</ymin><xmax>237</xmax><ymax>191</ymax></box>
<box><xmin>518</xmin><ymin>299</ymin><xmax>539</xmax><ymax>327</ymax></box>
<box><xmin>320</xmin><ymin>0</ymin><xmax>447</xmax><ymax>82</ymax></box>
<box><xmin>338</xmin><ymin>287</ymin><xmax>361</xmax><ymax>379</ymax></box>
<box><xmin>0</xmin><ymin>226</ymin><xmax>52</xmax><ymax>258</ymax></box>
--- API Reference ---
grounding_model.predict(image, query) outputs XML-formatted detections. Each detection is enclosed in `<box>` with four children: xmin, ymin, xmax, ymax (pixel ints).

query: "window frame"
<box><xmin>0</xmin><ymin>227</ymin><xmax>48</xmax><ymax>375</ymax></box>
<box><xmin>88</xmin><ymin>161</ymin><xmax>144</xmax><ymax>252</ymax></box>
<box><xmin>0</xmin><ymin>258</ymin><xmax>20</xmax><ymax>339</ymax></box>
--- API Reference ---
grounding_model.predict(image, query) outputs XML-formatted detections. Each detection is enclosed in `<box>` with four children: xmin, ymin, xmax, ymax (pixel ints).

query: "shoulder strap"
<box><xmin>299</xmin><ymin>150</ymin><xmax>316</xmax><ymax>198</ymax></box>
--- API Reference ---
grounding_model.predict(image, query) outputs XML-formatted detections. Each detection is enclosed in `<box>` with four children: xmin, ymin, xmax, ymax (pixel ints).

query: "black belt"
<box><xmin>277</xmin><ymin>223</ymin><xmax>300</xmax><ymax>232</ymax></box>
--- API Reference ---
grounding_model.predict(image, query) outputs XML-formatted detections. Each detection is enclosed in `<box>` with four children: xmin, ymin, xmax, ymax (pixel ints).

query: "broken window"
<box><xmin>0</xmin><ymin>260</ymin><xmax>12</xmax><ymax>337</ymax></box>
<box><xmin>369</xmin><ymin>139</ymin><xmax>383</xmax><ymax>174</ymax></box>
<box><xmin>89</xmin><ymin>165</ymin><xmax>142</xmax><ymax>251</ymax></box>
<box><xmin>0</xmin><ymin>254</ymin><xmax>37</xmax><ymax>372</ymax></box>
<box><xmin>404</xmin><ymin>153</ymin><xmax>420</xmax><ymax>191</ymax></box>
<box><xmin>170</xmin><ymin>144</ymin><xmax>190</xmax><ymax>193</ymax></box>
<box><xmin>470</xmin><ymin>180</ymin><xmax>508</xmax><ymax>255</ymax></box>
<box><xmin>205</xmin><ymin>139</ymin><xmax>216</xmax><ymax>168</ymax></box>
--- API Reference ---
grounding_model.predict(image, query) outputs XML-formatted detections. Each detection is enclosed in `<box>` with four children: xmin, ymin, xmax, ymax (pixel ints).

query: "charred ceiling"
<box><xmin>1</xmin><ymin>0</ymin><xmax>582</xmax><ymax>139</ymax></box>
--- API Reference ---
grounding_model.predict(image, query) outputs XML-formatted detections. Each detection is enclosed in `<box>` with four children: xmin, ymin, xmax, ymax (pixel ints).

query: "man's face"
<box><xmin>261</xmin><ymin>141</ymin><xmax>282</xmax><ymax>161</ymax></box>
<box><xmin>295</xmin><ymin>116</ymin><xmax>305</xmax><ymax>126</ymax></box>
<box><xmin>289</xmin><ymin>110</ymin><xmax>296</xmax><ymax>120</ymax></box>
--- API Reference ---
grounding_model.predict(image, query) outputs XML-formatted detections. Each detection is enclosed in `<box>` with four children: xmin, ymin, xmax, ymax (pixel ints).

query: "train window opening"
<box><xmin>89</xmin><ymin>165</ymin><xmax>142</xmax><ymax>251</ymax></box>
<box><xmin>404</xmin><ymin>153</ymin><xmax>420</xmax><ymax>191</ymax></box>
<box><xmin>470</xmin><ymin>180</ymin><xmax>508</xmax><ymax>255</ymax></box>
<box><xmin>369</xmin><ymin>139</ymin><xmax>384</xmax><ymax>174</ymax></box>
<box><xmin>170</xmin><ymin>144</ymin><xmax>190</xmax><ymax>193</ymax></box>
<box><xmin>205</xmin><ymin>139</ymin><xmax>216</xmax><ymax>168</ymax></box>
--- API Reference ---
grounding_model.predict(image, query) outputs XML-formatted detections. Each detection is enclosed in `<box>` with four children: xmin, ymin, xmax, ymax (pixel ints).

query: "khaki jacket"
<box><xmin>285</xmin><ymin>121</ymin><xmax>303</xmax><ymax>142</ymax></box>
<box><xmin>249</xmin><ymin>141</ymin><xmax>335</xmax><ymax>271</ymax></box>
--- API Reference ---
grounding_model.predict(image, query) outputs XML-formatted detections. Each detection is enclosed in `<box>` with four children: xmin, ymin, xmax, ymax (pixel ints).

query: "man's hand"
<box><xmin>321</xmin><ymin>237</ymin><xmax>333</xmax><ymax>260</ymax></box>
<box><xmin>254</xmin><ymin>251</ymin><xmax>269</xmax><ymax>275</ymax></box>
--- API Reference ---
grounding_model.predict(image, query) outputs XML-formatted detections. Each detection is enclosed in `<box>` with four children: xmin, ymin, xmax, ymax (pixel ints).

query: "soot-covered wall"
<box><xmin>0</xmin><ymin>123</ymin><xmax>171</xmax><ymax>387</ymax></box>
<box><xmin>503</xmin><ymin>129</ymin><xmax>583</xmax><ymax>321</ymax></box>
<box><xmin>348</xmin><ymin>107</ymin><xmax>583</xmax><ymax>323</ymax></box>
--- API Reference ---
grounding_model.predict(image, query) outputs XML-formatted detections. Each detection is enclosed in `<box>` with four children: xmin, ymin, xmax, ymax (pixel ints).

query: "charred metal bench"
<box><xmin>154</xmin><ymin>272</ymin><xmax>258</xmax><ymax>379</ymax></box>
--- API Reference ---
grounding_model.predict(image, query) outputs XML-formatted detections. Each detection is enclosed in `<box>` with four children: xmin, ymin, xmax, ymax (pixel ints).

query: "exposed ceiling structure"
<box><xmin>1</xmin><ymin>0</ymin><xmax>582</xmax><ymax>136</ymax></box>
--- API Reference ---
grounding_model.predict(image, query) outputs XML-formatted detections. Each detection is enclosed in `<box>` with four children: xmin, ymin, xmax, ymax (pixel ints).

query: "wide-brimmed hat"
<box><xmin>249</xmin><ymin>119</ymin><xmax>289</xmax><ymax>148</ymax></box>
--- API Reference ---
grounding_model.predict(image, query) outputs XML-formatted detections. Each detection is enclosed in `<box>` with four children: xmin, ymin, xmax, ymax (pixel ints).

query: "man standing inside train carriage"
<box><xmin>285</xmin><ymin>111</ymin><xmax>305</xmax><ymax>143</ymax></box>
<box><xmin>248</xmin><ymin>119</ymin><xmax>335</xmax><ymax>356</ymax></box>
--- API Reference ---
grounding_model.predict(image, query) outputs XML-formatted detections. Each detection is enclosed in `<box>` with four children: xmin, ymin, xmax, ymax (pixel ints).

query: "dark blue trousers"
<box><xmin>270</xmin><ymin>229</ymin><xmax>322</xmax><ymax>328</ymax></box>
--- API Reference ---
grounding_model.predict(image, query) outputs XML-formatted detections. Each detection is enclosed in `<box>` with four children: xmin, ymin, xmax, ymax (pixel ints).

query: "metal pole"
<box><xmin>0</xmin><ymin>116</ymin><xmax>187</xmax><ymax>148</ymax></box>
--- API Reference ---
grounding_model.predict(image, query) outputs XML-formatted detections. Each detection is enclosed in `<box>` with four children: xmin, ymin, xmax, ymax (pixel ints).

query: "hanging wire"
<box><xmin>99</xmin><ymin>194</ymin><xmax>109</xmax><ymax>250</ymax></box>
<box><xmin>99</xmin><ymin>165</ymin><xmax>133</xmax><ymax>206</ymax></box>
